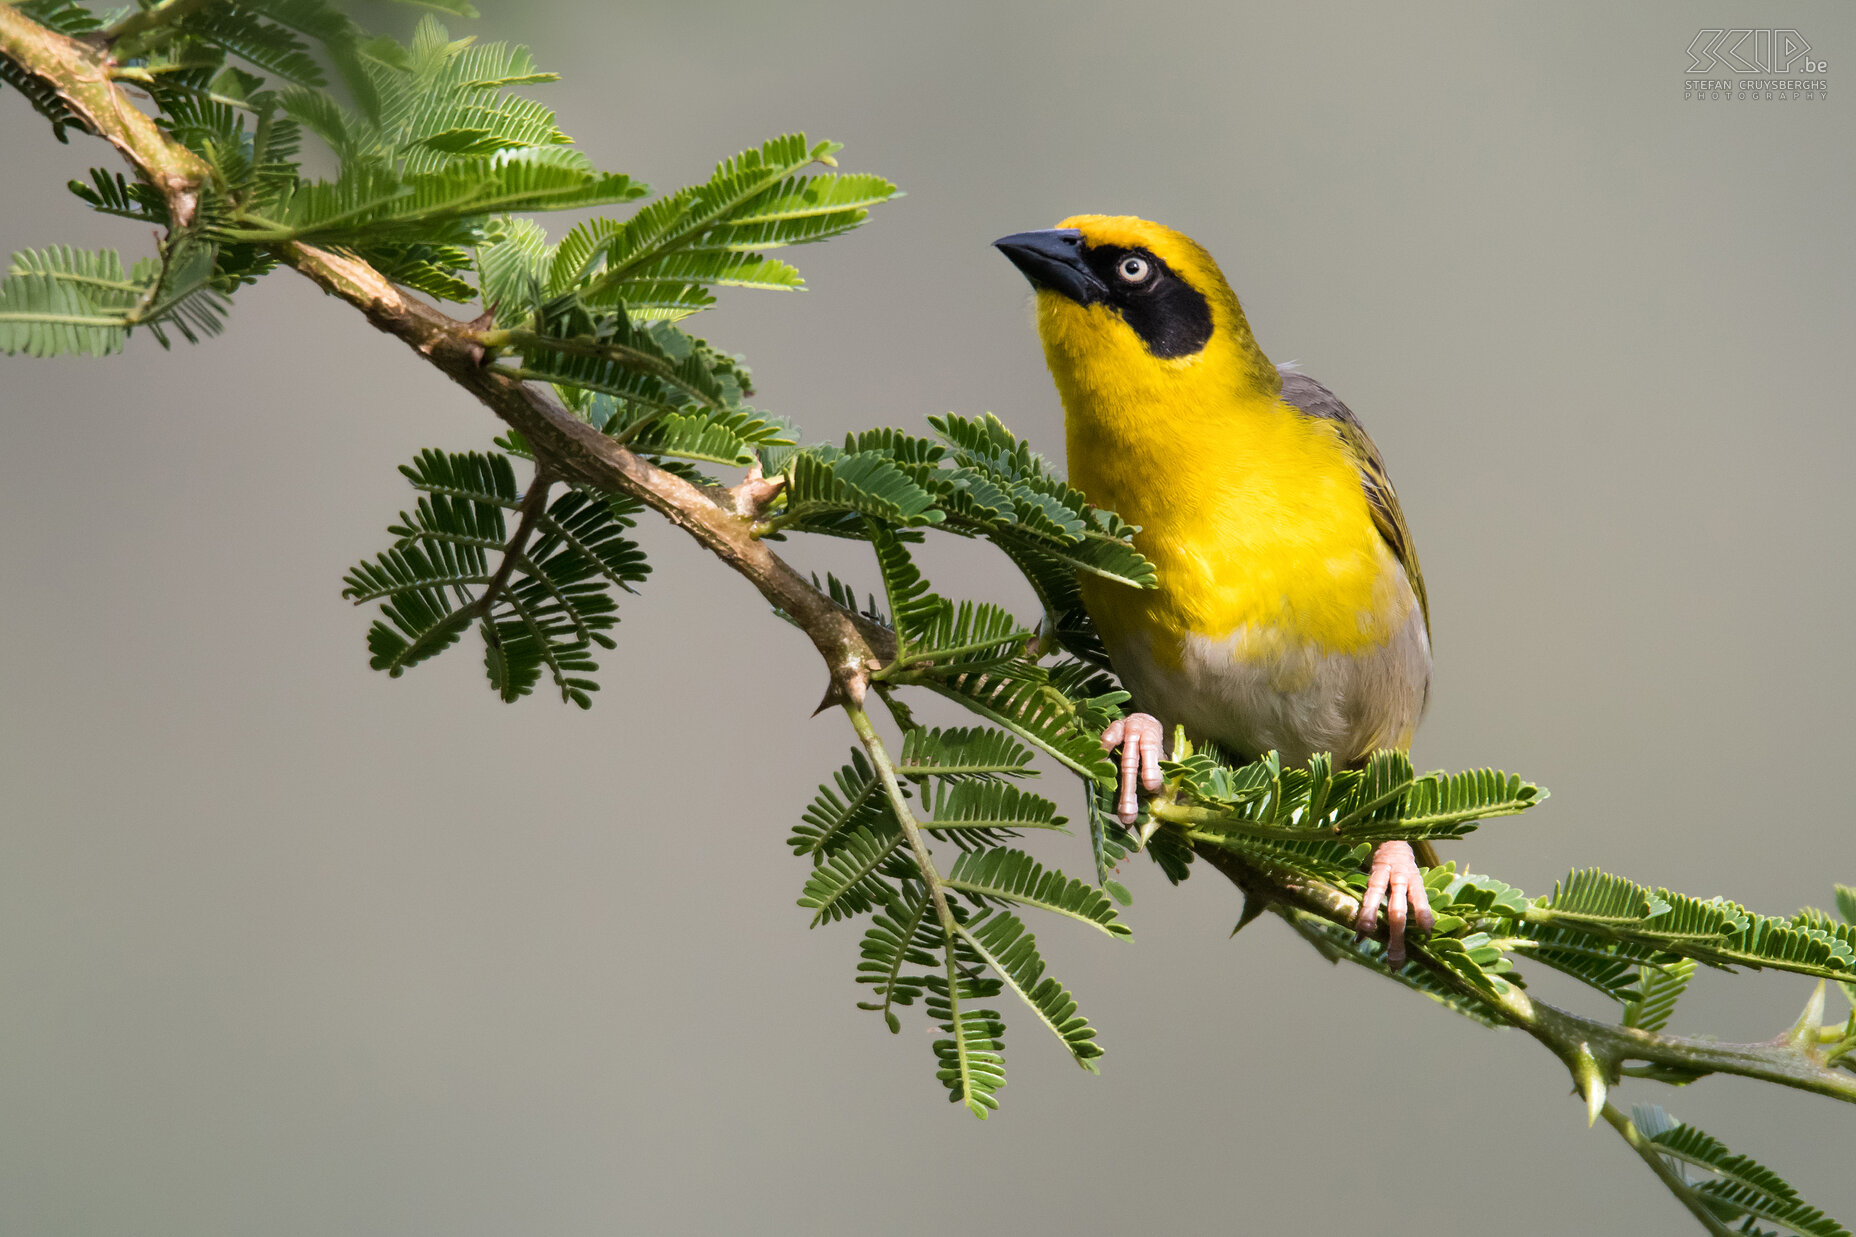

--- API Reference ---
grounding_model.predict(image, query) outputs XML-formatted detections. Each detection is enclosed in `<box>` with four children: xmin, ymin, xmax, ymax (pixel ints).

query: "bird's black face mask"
<box><xmin>993</xmin><ymin>228</ymin><xmax>1213</xmax><ymax>359</ymax></box>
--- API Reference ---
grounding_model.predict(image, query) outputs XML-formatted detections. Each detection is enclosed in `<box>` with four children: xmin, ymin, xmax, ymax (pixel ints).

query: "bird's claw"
<box><xmin>1100</xmin><ymin>712</ymin><xmax>1166</xmax><ymax>826</ymax></box>
<box><xmin>1354</xmin><ymin>840</ymin><xmax>1435</xmax><ymax>965</ymax></box>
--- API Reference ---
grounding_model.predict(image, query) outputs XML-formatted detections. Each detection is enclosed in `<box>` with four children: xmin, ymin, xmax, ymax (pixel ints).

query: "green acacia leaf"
<box><xmin>611</xmin><ymin>249</ymin><xmax>804</xmax><ymax>293</ymax></box>
<box><xmin>1422</xmin><ymin>932</ymin><xmax>1516</xmax><ymax>997</ymax></box>
<box><xmin>896</xmin><ymin>727</ymin><xmax>1037</xmax><ymax>778</ymax></box>
<box><xmin>895</xmin><ymin>600</ymin><xmax>1033</xmax><ymax>676</ymax></box>
<box><xmin>1527</xmin><ymin>871</ymin><xmax>1855</xmax><ymax>980</ymax></box>
<box><xmin>1507</xmin><ymin>925</ymin><xmax>1658</xmax><ymax>1003</ymax></box>
<box><xmin>549</xmin><ymin>216</ymin><xmax>624</xmax><ymax>293</ymax></box>
<box><xmin>171</xmin><ymin>3</ymin><xmax>327</xmax><ymax>87</ymax></box>
<box><xmin>1634</xmin><ymin>1106</ymin><xmax>1851</xmax><ymax>1237</ymax></box>
<box><xmin>790</xmin><ymin>750</ymin><xmax>890</xmax><ymax>858</ymax></box>
<box><xmin>866</xmin><ymin>520</ymin><xmax>945</xmax><ymax>648</ymax></box>
<box><xmin>241</xmin><ymin>0</ymin><xmax>383</xmax><ymax>120</ymax></box>
<box><xmin>854</xmin><ymin>885</ymin><xmax>937</xmax><ymax>1030</ymax></box>
<box><xmin>477</xmin><ymin>216</ymin><xmax>555</xmax><ymax>320</ymax></box>
<box><xmin>1621</xmin><ymin>957</ymin><xmax>1696</xmax><ymax>1033</ymax></box>
<box><xmin>14</xmin><ymin>0</ymin><xmax>102</xmax><ymax>34</ymax></box>
<box><xmin>919</xmin><ymin>781</ymin><xmax>1063</xmax><ymax>833</ymax></box>
<box><xmin>537</xmin><ymin>134</ymin><xmax>892</xmax><ymax>326</ymax></box>
<box><xmin>345</xmin><ymin>450</ymin><xmax>644</xmax><ymax>707</ymax></box>
<box><xmin>359</xmin><ymin>240</ymin><xmax>476</xmax><ymax>301</ymax></box>
<box><xmin>1328</xmin><ymin>749</ymin><xmax>1416</xmax><ymax>834</ymax></box>
<box><xmin>0</xmin><ymin>245</ymin><xmax>147</xmax><ymax>357</ymax></box>
<box><xmin>69</xmin><ymin>168</ymin><xmax>168</xmax><ymax>224</ymax></box>
<box><xmin>920</xmin><ymin>662</ymin><xmax>1117</xmax><ymax>786</ymax></box>
<box><xmin>508</xmin><ymin>326</ymin><xmax>721</xmax><ymax>412</ymax></box>
<box><xmin>925</xmin><ymin>936</ymin><xmax>1005</xmax><ymax>1118</ymax></box>
<box><xmin>251</xmin><ymin>154</ymin><xmax>643</xmax><ymax>245</ymax></box>
<box><xmin>701</xmin><ymin>170</ymin><xmax>896</xmax><ymax>239</ymax></box>
<box><xmin>625</xmin><ymin>408</ymin><xmax>793</xmax><ymax>466</ymax></box>
<box><xmin>993</xmin><ymin>526</ymin><xmax>1157</xmax><ymax>590</ymax></box>
<box><xmin>1370</xmin><ymin>767</ymin><xmax>1546</xmax><ymax>840</ymax></box>
<box><xmin>779</xmin><ymin>451</ymin><xmax>942</xmax><ymax>528</ymax></box>
<box><xmin>957</xmin><ymin>909</ymin><xmax>1102</xmax><ymax>1069</ymax></box>
<box><xmin>1541</xmin><ymin>868</ymin><xmax>1667</xmax><ymax>925</ymax></box>
<box><xmin>797</xmin><ymin>825</ymin><xmax>904</xmax><ymax>926</ymax></box>
<box><xmin>944</xmin><ymin>847</ymin><xmax>1129</xmax><ymax>938</ymax></box>
<box><xmin>569</xmin><ymin>134</ymin><xmax>839</xmax><ymax>294</ymax></box>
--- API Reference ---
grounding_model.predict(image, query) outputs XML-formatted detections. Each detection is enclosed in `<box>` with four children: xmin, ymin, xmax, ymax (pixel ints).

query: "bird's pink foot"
<box><xmin>1100</xmin><ymin>712</ymin><xmax>1165</xmax><ymax>826</ymax></box>
<box><xmin>1355</xmin><ymin>840</ymin><xmax>1435</xmax><ymax>965</ymax></box>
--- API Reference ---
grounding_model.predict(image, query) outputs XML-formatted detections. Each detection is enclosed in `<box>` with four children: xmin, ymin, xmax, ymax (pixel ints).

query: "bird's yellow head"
<box><xmin>993</xmin><ymin>215</ymin><xmax>1278</xmax><ymax>401</ymax></box>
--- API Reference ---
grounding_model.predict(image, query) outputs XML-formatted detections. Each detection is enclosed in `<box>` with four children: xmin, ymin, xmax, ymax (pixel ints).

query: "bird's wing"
<box><xmin>1277</xmin><ymin>369</ymin><xmax>1429</xmax><ymax>636</ymax></box>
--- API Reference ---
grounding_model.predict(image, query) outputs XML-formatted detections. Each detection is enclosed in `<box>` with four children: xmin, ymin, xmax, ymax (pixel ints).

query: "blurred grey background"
<box><xmin>3</xmin><ymin>1</ymin><xmax>1852</xmax><ymax>1233</ymax></box>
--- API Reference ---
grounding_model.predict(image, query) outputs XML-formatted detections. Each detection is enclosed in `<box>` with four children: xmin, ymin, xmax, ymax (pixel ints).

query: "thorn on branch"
<box><xmin>1571</xmin><ymin>1042</ymin><xmax>1610</xmax><ymax>1127</ymax></box>
<box><xmin>1230</xmin><ymin>892</ymin><xmax>1267</xmax><ymax>937</ymax></box>
<box><xmin>813</xmin><ymin>681</ymin><xmax>845</xmax><ymax>717</ymax></box>
<box><xmin>814</xmin><ymin>654</ymin><xmax>874</xmax><ymax>715</ymax></box>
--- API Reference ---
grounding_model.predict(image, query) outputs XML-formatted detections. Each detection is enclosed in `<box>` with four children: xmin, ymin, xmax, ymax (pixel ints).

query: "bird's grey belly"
<box><xmin>1105</xmin><ymin>606</ymin><xmax>1432</xmax><ymax>767</ymax></box>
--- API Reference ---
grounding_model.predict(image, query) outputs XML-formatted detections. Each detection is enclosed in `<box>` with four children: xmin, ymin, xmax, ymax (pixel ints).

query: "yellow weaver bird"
<box><xmin>995</xmin><ymin>215</ymin><xmax>1436</xmax><ymax>961</ymax></box>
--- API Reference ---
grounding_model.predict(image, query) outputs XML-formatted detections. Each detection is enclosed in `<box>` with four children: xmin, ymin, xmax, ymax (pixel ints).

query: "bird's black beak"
<box><xmin>993</xmin><ymin>229</ymin><xmax>1105</xmax><ymax>304</ymax></box>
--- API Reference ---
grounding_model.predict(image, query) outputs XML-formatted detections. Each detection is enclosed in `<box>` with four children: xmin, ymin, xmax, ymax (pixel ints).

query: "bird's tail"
<box><xmin>1413</xmin><ymin>839</ymin><xmax>1440</xmax><ymax>869</ymax></box>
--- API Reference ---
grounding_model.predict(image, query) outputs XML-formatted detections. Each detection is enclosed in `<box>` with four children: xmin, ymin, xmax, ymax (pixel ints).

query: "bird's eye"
<box><xmin>1116</xmin><ymin>254</ymin><xmax>1151</xmax><ymax>283</ymax></box>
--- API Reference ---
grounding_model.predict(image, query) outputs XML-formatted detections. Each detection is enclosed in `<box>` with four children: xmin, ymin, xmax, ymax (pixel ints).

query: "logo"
<box><xmin>1686</xmin><ymin>30</ymin><xmax>1821</xmax><ymax>74</ymax></box>
<box><xmin>1683</xmin><ymin>29</ymin><xmax>1829</xmax><ymax>102</ymax></box>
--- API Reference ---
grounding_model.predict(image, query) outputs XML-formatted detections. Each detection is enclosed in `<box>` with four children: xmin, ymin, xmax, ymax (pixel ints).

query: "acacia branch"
<box><xmin>9</xmin><ymin>7</ymin><xmax>1842</xmax><ymax>1095</ymax></box>
<box><xmin>0</xmin><ymin>4</ymin><xmax>209</xmax><ymax>225</ymax></box>
<box><xmin>1193</xmin><ymin>844</ymin><xmax>1856</xmax><ymax>1107</ymax></box>
<box><xmin>845</xmin><ymin>703</ymin><xmax>958</xmax><ymax>936</ymax></box>
<box><xmin>8</xmin><ymin>17</ymin><xmax>1851</xmax><ymax>1225</ymax></box>
<box><xmin>277</xmin><ymin>241</ymin><xmax>896</xmax><ymax>701</ymax></box>
<box><xmin>0</xmin><ymin>6</ymin><xmax>893</xmax><ymax>705</ymax></box>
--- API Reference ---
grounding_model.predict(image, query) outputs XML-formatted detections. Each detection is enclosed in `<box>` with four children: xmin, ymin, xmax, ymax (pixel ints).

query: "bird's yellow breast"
<box><xmin>1038</xmin><ymin>293</ymin><xmax>1413</xmax><ymax>671</ymax></box>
